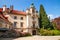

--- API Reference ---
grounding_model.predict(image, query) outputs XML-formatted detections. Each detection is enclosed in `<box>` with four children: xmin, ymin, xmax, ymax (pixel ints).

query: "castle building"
<box><xmin>0</xmin><ymin>4</ymin><xmax>39</xmax><ymax>35</ymax></box>
<box><xmin>52</xmin><ymin>17</ymin><xmax>60</xmax><ymax>30</ymax></box>
<box><xmin>0</xmin><ymin>9</ymin><xmax>12</xmax><ymax>30</ymax></box>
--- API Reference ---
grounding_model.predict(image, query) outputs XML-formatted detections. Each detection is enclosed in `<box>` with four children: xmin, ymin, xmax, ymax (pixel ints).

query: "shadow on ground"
<box><xmin>0</xmin><ymin>38</ymin><xmax>17</xmax><ymax>40</ymax></box>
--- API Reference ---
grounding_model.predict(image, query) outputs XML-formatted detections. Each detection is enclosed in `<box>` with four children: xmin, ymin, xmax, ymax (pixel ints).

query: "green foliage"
<box><xmin>39</xmin><ymin>4</ymin><xmax>54</xmax><ymax>29</ymax></box>
<box><xmin>39</xmin><ymin>28</ymin><xmax>52</xmax><ymax>36</ymax></box>
<box><xmin>52</xmin><ymin>30</ymin><xmax>60</xmax><ymax>35</ymax></box>
<box><xmin>52</xmin><ymin>22</ymin><xmax>57</xmax><ymax>29</ymax></box>
<box><xmin>39</xmin><ymin>28</ymin><xmax>60</xmax><ymax>36</ymax></box>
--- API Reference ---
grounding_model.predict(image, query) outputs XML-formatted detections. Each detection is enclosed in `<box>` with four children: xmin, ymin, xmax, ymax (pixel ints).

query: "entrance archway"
<box><xmin>32</xmin><ymin>30</ymin><xmax>36</xmax><ymax>35</ymax></box>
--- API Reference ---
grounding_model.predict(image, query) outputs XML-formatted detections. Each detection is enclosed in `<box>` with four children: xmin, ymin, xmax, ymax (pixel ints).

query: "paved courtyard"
<box><xmin>0</xmin><ymin>35</ymin><xmax>60</xmax><ymax>40</ymax></box>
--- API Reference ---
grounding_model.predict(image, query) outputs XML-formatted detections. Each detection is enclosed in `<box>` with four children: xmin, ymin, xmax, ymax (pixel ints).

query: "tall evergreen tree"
<box><xmin>39</xmin><ymin>4</ymin><xmax>53</xmax><ymax>29</ymax></box>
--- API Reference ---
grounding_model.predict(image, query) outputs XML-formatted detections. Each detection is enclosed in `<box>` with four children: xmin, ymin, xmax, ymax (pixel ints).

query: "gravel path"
<box><xmin>0</xmin><ymin>35</ymin><xmax>60</xmax><ymax>40</ymax></box>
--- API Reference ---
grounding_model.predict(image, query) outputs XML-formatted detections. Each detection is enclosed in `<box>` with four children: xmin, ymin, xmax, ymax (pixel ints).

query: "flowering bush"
<box><xmin>20</xmin><ymin>32</ymin><xmax>31</xmax><ymax>37</ymax></box>
<box><xmin>0</xmin><ymin>29</ymin><xmax>31</xmax><ymax>38</ymax></box>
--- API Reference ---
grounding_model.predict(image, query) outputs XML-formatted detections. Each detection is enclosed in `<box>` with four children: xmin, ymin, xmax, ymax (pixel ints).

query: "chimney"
<box><xmin>10</xmin><ymin>5</ymin><xmax>13</xmax><ymax>11</ymax></box>
<box><xmin>3</xmin><ymin>5</ymin><xmax>6</xmax><ymax>12</ymax></box>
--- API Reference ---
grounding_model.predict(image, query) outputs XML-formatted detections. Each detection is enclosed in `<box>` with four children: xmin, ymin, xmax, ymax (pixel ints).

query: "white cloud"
<box><xmin>48</xmin><ymin>14</ymin><xmax>54</xmax><ymax>20</ymax></box>
<box><xmin>48</xmin><ymin>14</ymin><xmax>60</xmax><ymax>20</ymax></box>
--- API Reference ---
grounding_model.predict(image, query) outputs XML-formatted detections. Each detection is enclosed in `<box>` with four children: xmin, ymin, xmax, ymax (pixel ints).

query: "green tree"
<box><xmin>39</xmin><ymin>4</ymin><xmax>54</xmax><ymax>29</ymax></box>
<box><xmin>52</xmin><ymin>22</ymin><xmax>57</xmax><ymax>29</ymax></box>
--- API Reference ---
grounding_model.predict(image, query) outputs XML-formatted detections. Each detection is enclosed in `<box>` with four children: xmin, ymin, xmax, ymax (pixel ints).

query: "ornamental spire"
<box><xmin>30</xmin><ymin>3</ymin><xmax>35</xmax><ymax>8</ymax></box>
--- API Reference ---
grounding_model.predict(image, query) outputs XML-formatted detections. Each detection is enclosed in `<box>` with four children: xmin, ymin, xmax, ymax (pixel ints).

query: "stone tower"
<box><xmin>26</xmin><ymin>3</ymin><xmax>39</xmax><ymax>35</ymax></box>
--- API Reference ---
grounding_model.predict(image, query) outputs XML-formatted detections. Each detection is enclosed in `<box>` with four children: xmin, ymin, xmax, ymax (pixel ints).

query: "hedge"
<box><xmin>39</xmin><ymin>28</ymin><xmax>60</xmax><ymax>36</ymax></box>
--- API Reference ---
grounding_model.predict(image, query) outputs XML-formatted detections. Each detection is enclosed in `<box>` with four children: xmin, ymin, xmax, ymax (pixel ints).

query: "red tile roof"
<box><xmin>0</xmin><ymin>8</ymin><xmax>2</xmax><ymax>12</ymax></box>
<box><xmin>0</xmin><ymin>14</ymin><xmax>9</xmax><ymax>23</ymax></box>
<box><xmin>12</xmin><ymin>10</ymin><xmax>26</xmax><ymax>15</ymax></box>
<box><xmin>0</xmin><ymin>8</ymin><xmax>26</xmax><ymax>15</ymax></box>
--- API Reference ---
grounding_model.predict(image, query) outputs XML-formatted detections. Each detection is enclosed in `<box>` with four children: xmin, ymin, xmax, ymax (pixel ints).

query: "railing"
<box><xmin>32</xmin><ymin>26</ymin><xmax>38</xmax><ymax>29</ymax></box>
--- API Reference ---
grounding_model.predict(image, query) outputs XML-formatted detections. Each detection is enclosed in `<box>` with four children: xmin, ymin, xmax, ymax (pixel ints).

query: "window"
<box><xmin>14</xmin><ymin>16</ymin><xmax>17</xmax><ymax>19</ymax></box>
<box><xmin>20</xmin><ymin>17</ymin><xmax>23</xmax><ymax>20</ymax></box>
<box><xmin>14</xmin><ymin>22</ymin><xmax>17</xmax><ymax>27</ymax></box>
<box><xmin>32</xmin><ymin>17</ymin><xmax>35</xmax><ymax>20</ymax></box>
<box><xmin>32</xmin><ymin>9</ymin><xmax>35</xmax><ymax>13</ymax></box>
<box><xmin>33</xmin><ymin>24</ymin><xmax>35</xmax><ymax>27</ymax></box>
<box><xmin>20</xmin><ymin>22</ymin><xmax>23</xmax><ymax>27</ymax></box>
<box><xmin>33</xmin><ymin>23</ymin><xmax>35</xmax><ymax>28</ymax></box>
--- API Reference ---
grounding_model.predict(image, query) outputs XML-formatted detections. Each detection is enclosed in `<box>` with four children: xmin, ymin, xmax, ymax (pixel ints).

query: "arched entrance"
<box><xmin>32</xmin><ymin>30</ymin><xmax>36</xmax><ymax>35</ymax></box>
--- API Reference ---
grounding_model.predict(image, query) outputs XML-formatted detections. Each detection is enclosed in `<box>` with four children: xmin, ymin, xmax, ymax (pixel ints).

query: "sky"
<box><xmin>0</xmin><ymin>0</ymin><xmax>60</xmax><ymax>19</ymax></box>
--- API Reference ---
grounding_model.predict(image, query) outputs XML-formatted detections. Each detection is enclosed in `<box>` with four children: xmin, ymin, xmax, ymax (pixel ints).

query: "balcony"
<box><xmin>32</xmin><ymin>13</ymin><xmax>39</xmax><ymax>18</ymax></box>
<box><xmin>32</xmin><ymin>14</ymin><xmax>36</xmax><ymax>18</ymax></box>
<box><xmin>32</xmin><ymin>21</ymin><xmax>36</xmax><ymax>23</ymax></box>
<box><xmin>32</xmin><ymin>26</ymin><xmax>38</xmax><ymax>29</ymax></box>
